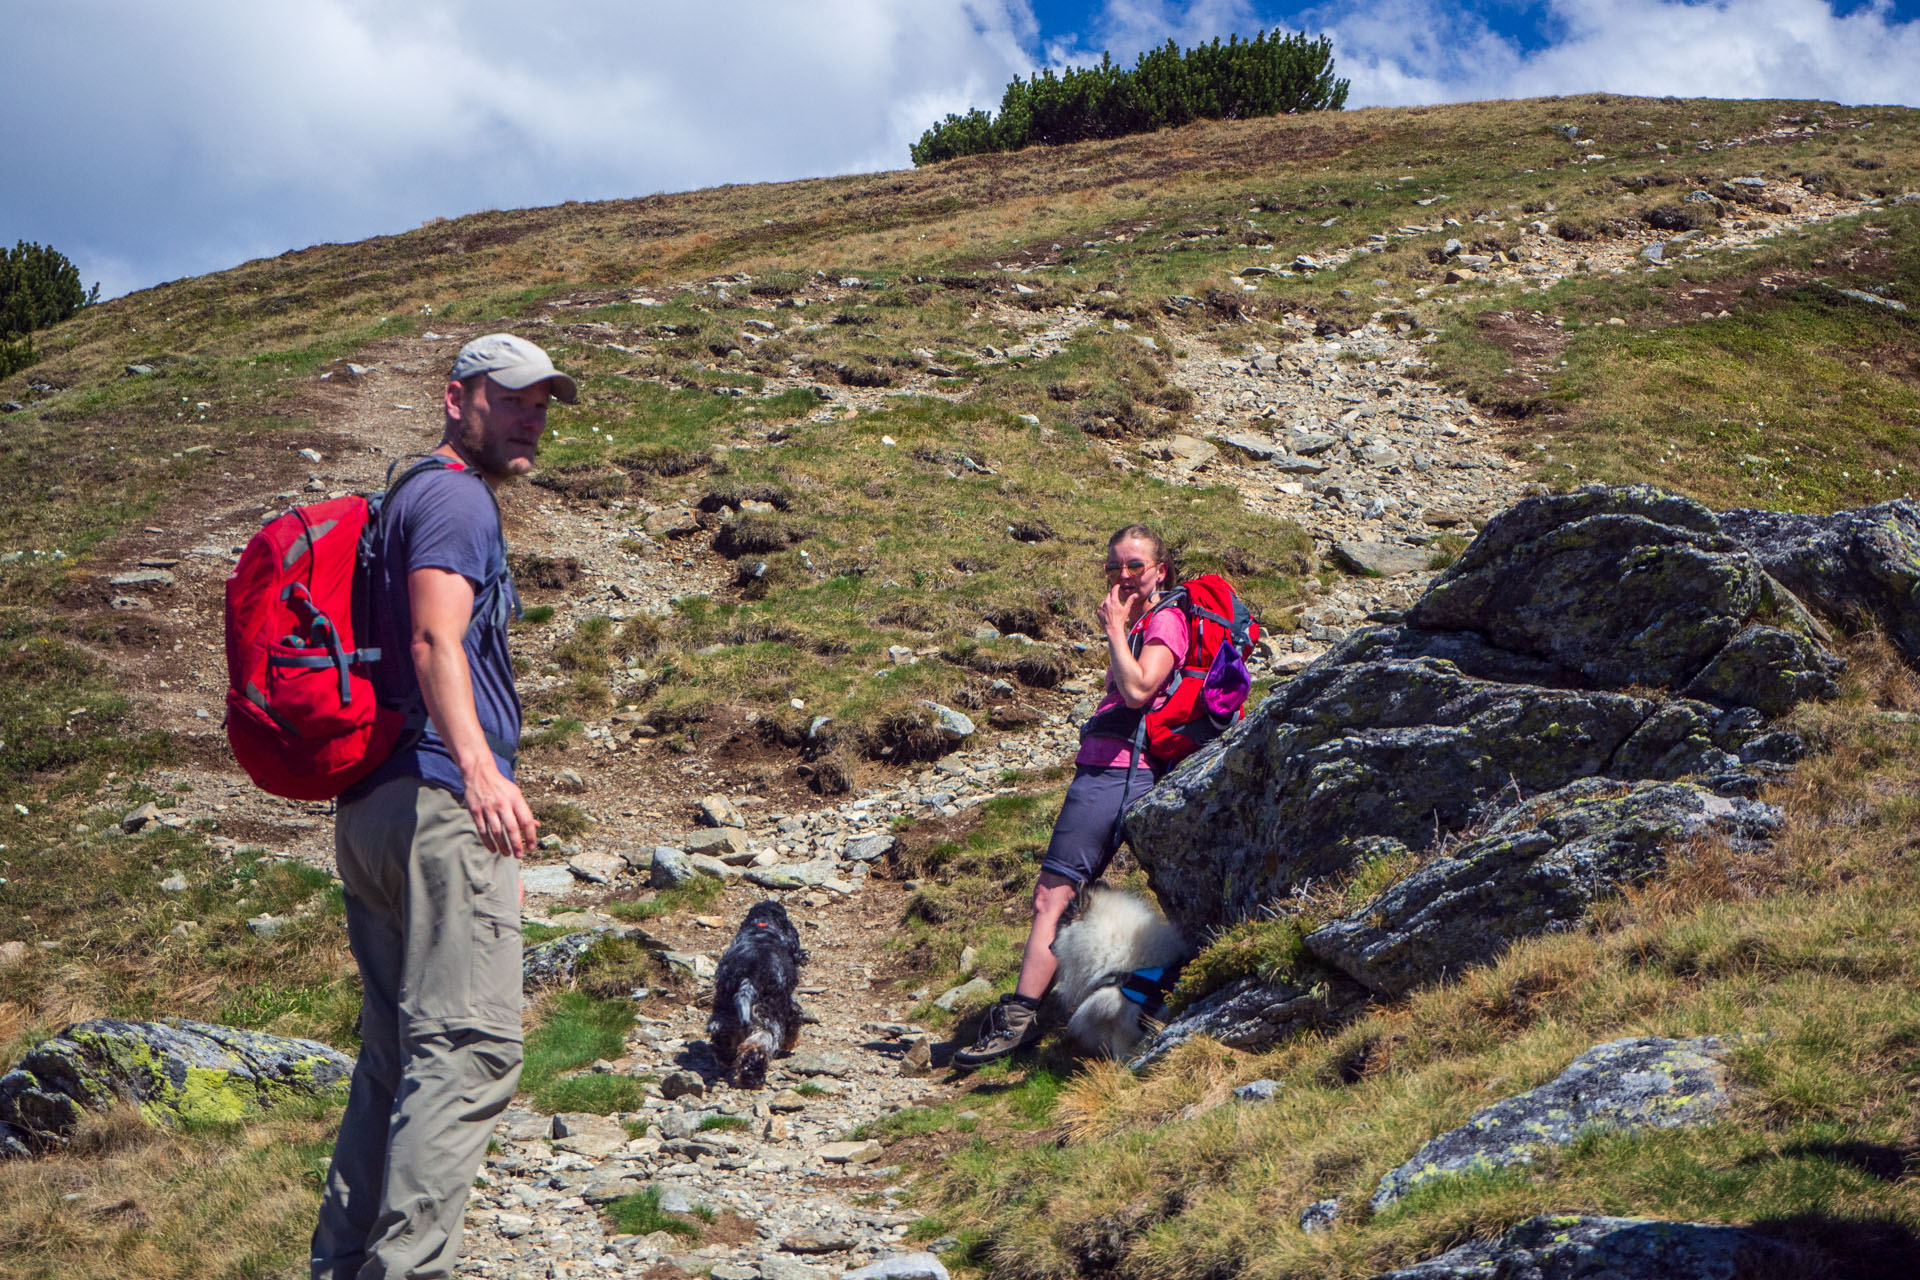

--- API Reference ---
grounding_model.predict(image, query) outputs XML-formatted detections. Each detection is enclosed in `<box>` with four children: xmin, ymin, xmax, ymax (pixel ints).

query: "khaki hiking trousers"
<box><xmin>312</xmin><ymin>778</ymin><xmax>523</xmax><ymax>1280</ymax></box>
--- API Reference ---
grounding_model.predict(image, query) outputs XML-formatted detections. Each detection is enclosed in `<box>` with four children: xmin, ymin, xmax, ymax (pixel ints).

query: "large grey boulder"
<box><xmin>1374</xmin><ymin>1214</ymin><xmax>1806</xmax><ymax>1279</ymax></box>
<box><xmin>1122</xmin><ymin>655</ymin><xmax>1762</xmax><ymax>938</ymax></box>
<box><xmin>0</xmin><ymin>1018</ymin><xmax>353</xmax><ymax>1154</ymax></box>
<box><xmin>1718</xmin><ymin>499</ymin><xmax>1920</xmax><ymax>664</ymax></box>
<box><xmin>1305</xmin><ymin>779</ymin><xmax>1781</xmax><ymax>997</ymax></box>
<box><xmin>1407</xmin><ymin>486</ymin><xmax>1838</xmax><ymax>708</ymax></box>
<box><xmin>1127</xmin><ymin>974</ymin><xmax>1370</xmax><ymax>1071</ymax></box>
<box><xmin>1124</xmin><ymin>485</ymin><xmax>1850</xmax><ymax>942</ymax></box>
<box><xmin>1371</xmin><ymin>1036</ymin><xmax>1732</xmax><ymax>1212</ymax></box>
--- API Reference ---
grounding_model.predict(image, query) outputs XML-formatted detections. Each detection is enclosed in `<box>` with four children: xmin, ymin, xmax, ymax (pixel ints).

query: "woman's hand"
<box><xmin>1096</xmin><ymin>582</ymin><xmax>1130</xmax><ymax>636</ymax></box>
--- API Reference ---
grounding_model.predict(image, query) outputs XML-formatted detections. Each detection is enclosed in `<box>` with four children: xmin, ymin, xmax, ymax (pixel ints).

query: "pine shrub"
<box><xmin>910</xmin><ymin>30</ymin><xmax>1348</xmax><ymax>165</ymax></box>
<box><xmin>0</xmin><ymin>240</ymin><xmax>98</xmax><ymax>378</ymax></box>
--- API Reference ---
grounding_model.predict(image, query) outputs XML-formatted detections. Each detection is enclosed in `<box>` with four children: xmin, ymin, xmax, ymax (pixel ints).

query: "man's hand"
<box><xmin>461</xmin><ymin>762</ymin><xmax>539</xmax><ymax>859</ymax></box>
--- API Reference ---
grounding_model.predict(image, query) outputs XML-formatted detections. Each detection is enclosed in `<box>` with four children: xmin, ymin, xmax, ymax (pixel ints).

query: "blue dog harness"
<box><xmin>1104</xmin><ymin>965</ymin><xmax>1178</xmax><ymax>1018</ymax></box>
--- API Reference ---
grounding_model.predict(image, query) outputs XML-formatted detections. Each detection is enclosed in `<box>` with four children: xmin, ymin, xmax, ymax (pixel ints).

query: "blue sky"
<box><xmin>1029</xmin><ymin>0</ymin><xmax>1920</xmax><ymax>60</ymax></box>
<box><xmin>5</xmin><ymin>0</ymin><xmax>1917</xmax><ymax>301</ymax></box>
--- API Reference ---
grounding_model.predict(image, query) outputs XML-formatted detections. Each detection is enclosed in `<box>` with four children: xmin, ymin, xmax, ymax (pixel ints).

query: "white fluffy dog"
<box><xmin>1049</xmin><ymin>887</ymin><xmax>1191</xmax><ymax>1059</ymax></box>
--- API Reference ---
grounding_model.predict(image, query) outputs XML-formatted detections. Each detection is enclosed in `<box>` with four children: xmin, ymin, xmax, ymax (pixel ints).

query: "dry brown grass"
<box><xmin>0</xmin><ymin>1100</ymin><xmax>332</xmax><ymax>1280</ymax></box>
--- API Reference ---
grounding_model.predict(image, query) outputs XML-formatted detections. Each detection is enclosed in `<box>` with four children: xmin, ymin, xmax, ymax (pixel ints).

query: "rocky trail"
<box><xmin>67</xmin><ymin>172</ymin><xmax>1886</xmax><ymax>1278</ymax></box>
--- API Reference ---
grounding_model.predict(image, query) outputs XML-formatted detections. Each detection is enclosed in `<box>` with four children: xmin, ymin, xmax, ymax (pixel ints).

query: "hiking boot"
<box><xmin>952</xmin><ymin>994</ymin><xmax>1040</xmax><ymax>1067</ymax></box>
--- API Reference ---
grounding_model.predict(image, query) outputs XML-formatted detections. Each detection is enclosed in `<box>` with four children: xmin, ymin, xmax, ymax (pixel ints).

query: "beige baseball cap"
<box><xmin>450</xmin><ymin>333</ymin><xmax>578</xmax><ymax>404</ymax></box>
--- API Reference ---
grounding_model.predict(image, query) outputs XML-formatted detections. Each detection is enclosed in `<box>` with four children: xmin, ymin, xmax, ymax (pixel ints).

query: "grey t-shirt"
<box><xmin>348</xmin><ymin>459</ymin><xmax>519</xmax><ymax>800</ymax></box>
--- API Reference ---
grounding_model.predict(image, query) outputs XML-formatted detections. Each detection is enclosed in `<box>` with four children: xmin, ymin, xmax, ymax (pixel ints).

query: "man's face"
<box><xmin>447</xmin><ymin>375</ymin><xmax>551</xmax><ymax>479</ymax></box>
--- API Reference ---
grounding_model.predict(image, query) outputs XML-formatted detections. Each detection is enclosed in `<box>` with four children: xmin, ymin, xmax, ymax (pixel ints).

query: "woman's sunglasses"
<box><xmin>1104</xmin><ymin>558</ymin><xmax>1151</xmax><ymax>575</ymax></box>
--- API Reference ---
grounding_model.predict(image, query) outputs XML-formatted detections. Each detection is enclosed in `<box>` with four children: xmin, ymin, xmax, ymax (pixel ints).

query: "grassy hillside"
<box><xmin>1</xmin><ymin>92</ymin><xmax>1918</xmax><ymax>1278</ymax></box>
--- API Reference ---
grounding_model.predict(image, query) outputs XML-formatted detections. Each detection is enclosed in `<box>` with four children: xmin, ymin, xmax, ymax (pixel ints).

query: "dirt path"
<box><xmin>82</xmin><ymin>172</ymin><xmax>1882</xmax><ymax>1278</ymax></box>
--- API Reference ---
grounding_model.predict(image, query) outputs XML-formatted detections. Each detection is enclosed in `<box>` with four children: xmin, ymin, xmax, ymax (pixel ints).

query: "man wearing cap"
<box><xmin>313</xmin><ymin>334</ymin><xmax>577</xmax><ymax>1280</ymax></box>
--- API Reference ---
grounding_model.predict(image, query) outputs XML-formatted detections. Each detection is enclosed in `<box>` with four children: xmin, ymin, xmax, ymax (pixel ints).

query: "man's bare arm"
<box><xmin>409</xmin><ymin>566</ymin><xmax>538</xmax><ymax>857</ymax></box>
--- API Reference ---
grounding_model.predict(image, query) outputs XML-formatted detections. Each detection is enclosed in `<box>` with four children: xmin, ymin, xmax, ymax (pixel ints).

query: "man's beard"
<box><xmin>461</xmin><ymin>419</ymin><xmax>532</xmax><ymax>482</ymax></box>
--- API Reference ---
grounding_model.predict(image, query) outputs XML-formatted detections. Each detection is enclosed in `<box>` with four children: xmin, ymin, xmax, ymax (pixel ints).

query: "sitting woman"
<box><xmin>954</xmin><ymin>523</ymin><xmax>1187</xmax><ymax>1067</ymax></box>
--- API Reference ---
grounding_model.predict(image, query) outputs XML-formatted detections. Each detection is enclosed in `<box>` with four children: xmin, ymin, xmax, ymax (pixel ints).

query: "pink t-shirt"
<box><xmin>1075</xmin><ymin>605</ymin><xmax>1191</xmax><ymax>768</ymax></box>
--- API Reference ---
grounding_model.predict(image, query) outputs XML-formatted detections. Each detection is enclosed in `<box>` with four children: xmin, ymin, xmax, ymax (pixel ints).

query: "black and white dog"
<box><xmin>706</xmin><ymin>899</ymin><xmax>809</xmax><ymax>1088</ymax></box>
<box><xmin>1049</xmin><ymin>887</ymin><xmax>1190</xmax><ymax>1059</ymax></box>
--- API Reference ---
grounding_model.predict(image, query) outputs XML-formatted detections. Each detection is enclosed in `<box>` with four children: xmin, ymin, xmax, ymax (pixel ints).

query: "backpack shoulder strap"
<box><xmin>371</xmin><ymin>452</ymin><xmax>519</xmax><ymax>622</ymax></box>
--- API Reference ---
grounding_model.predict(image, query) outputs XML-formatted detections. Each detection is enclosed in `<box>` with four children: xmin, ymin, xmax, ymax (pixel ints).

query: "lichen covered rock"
<box><xmin>1122</xmin><ymin>655</ymin><xmax>1759</xmax><ymax>939</ymax></box>
<box><xmin>1374</xmin><ymin>1213</ymin><xmax>1806</xmax><ymax>1279</ymax></box>
<box><xmin>1720</xmin><ymin>499</ymin><xmax>1920</xmax><ymax>664</ymax></box>
<box><xmin>1408</xmin><ymin>486</ymin><xmax>1764</xmax><ymax>691</ymax></box>
<box><xmin>0</xmin><ymin>1018</ymin><xmax>352</xmax><ymax>1153</ymax></box>
<box><xmin>1126</xmin><ymin>974</ymin><xmax>1370</xmax><ymax>1071</ymax></box>
<box><xmin>1683</xmin><ymin>623</ymin><xmax>1841</xmax><ymax>717</ymax></box>
<box><xmin>1305</xmin><ymin>780</ymin><xmax>1781</xmax><ymax>997</ymax></box>
<box><xmin>1371</xmin><ymin>1036</ymin><xmax>1732</xmax><ymax>1211</ymax></box>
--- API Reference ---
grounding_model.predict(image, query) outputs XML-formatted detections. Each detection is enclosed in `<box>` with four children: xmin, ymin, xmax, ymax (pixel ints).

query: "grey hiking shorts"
<box><xmin>1039</xmin><ymin>764</ymin><xmax>1160</xmax><ymax>887</ymax></box>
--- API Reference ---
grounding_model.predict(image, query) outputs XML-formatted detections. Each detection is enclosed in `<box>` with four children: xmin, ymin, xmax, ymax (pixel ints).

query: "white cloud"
<box><xmin>1309</xmin><ymin>0</ymin><xmax>1920</xmax><ymax>109</ymax></box>
<box><xmin>3</xmin><ymin>0</ymin><xmax>1042</xmax><ymax>297</ymax></box>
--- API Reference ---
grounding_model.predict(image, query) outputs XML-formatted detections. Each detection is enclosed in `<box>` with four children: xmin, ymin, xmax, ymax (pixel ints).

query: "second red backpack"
<box><xmin>1136</xmin><ymin>573</ymin><xmax>1261</xmax><ymax>765</ymax></box>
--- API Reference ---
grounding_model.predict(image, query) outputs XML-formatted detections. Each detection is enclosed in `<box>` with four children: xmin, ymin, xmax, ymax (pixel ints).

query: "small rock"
<box><xmin>1218</xmin><ymin>431</ymin><xmax>1281</xmax><ymax>461</ymax></box>
<box><xmin>518</xmin><ymin>864</ymin><xmax>577</xmax><ymax>896</ymax></box>
<box><xmin>932</xmin><ymin>976</ymin><xmax>993</xmax><ymax>1011</ymax></box>
<box><xmin>1154</xmin><ymin>434</ymin><xmax>1218</xmax><ymax>471</ymax></box>
<box><xmin>0</xmin><ymin>941</ymin><xmax>29</xmax><ymax>969</ymax></box>
<box><xmin>1330</xmin><ymin>541</ymin><xmax>1433</xmax><ymax>577</ymax></box>
<box><xmin>844</xmin><ymin>1253</ymin><xmax>949</xmax><ymax>1280</ymax></box>
<box><xmin>1270</xmin><ymin>454</ymin><xmax>1331</xmax><ymax>475</ymax></box>
<box><xmin>1234</xmin><ymin>1079</ymin><xmax>1281</xmax><ymax>1103</ymax></box>
<box><xmin>781</xmin><ymin>1228</ymin><xmax>853</xmax><ymax>1254</ymax></box>
<box><xmin>817</xmin><ymin>1139</ymin><xmax>884</xmax><ymax>1164</ymax></box>
<box><xmin>900</xmin><ymin>1039</ymin><xmax>935</xmax><ymax>1077</ymax></box>
<box><xmin>921</xmin><ymin>702</ymin><xmax>975</xmax><ymax>742</ymax></box>
<box><xmin>688</xmin><ymin>852</ymin><xmax>734</xmax><ymax>880</ymax></box>
<box><xmin>761</xmin><ymin>1258</ymin><xmax>828</xmax><ymax>1280</ymax></box>
<box><xmin>660</xmin><ymin>1070</ymin><xmax>706</xmax><ymax>1100</ymax></box>
<box><xmin>684</xmin><ymin>828</ymin><xmax>750</xmax><ymax>858</ymax></box>
<box><xmin>1298</xmin><ymin>1199</ymin><xmax>1339</xmax><ymax>1233</ymax></box>
<box><xmin>1641</xmin><ymin>241</ymin><xmax>1667</xmax><ymax>263</ymax></box>
<box><xmin>698</xmin><ymin>794</ymin><xmax>747</xmax><ymax>829</ymax></box>
<box><xmin>567</xmin><ymin>851</ymin><xmax>625</xmax><ymax>884</ymax></box>
<box><xmin>158</xmin><ymin>872</ymin><xmax>188</xmax><ymax>893</ymax></box>
<box><xmin>842</xmin><ymin>833</ymin><xmax>895</xmax><ymax>863</ymax></box>
<box><xmin>655</xmin><ymin>1186</ymin><xmax>707</xmax><ymax>1214</ymax></box>
<box><xmin>108</xmin><ymin>569</ymin><xmax>174</xmax><ymax>588</ymax></box>
<box><xmin>786</xmin><ymin>1051</ymin><xmax>854</xmax><ymax>1078</ymax></box>
<box><xmin>649</xmin><ymin>846</ymin><xmax>702</xmax><ymax>888</ymax></box>
<box><xmin>245</xmin><ymin>914</ymin><xmax>286</xmax><ymax>939</ymax></box>
<box><xmin>709</xmin><ymin>1260</ymin><xmax>758</xmax><ymax>1280</ymax></box>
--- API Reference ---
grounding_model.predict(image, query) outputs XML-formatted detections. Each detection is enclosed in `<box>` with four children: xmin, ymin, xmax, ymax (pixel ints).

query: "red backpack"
<box><xmin>223</xmin><ymin>456</ymin><xmax>465</xmax><ymax>800</ymax></box>
<box><xmin>1133</xmin><ymin>573</ymin><xmax>1261</xmax><ymax>764</ymax></box>
<box><xmin>1082</xmin><ymin>572</ymin><xmax>1262</xmax><ymax>772</ymax></box>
